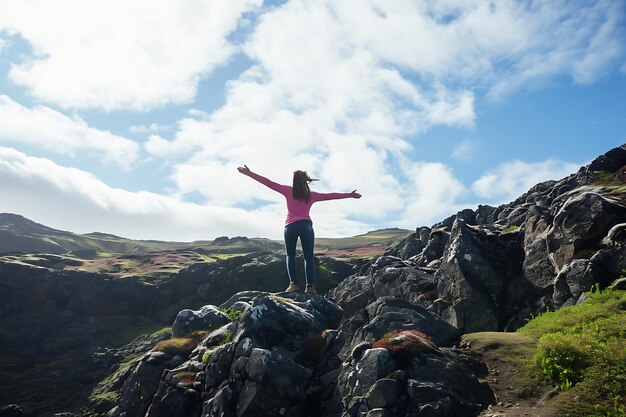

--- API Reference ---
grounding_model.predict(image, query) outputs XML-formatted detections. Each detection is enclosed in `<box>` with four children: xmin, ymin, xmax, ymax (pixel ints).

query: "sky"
<box><xmin>0</xmin><ymin>0</ymin><xmax>625</xmax><ymax>241</ymax></box>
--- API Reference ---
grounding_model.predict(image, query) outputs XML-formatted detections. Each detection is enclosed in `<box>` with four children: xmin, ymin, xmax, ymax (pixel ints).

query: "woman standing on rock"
<box><xmin>237</xmin><ymin>165</ymin><xmax>361</xmax><ymax>294</ymax></box>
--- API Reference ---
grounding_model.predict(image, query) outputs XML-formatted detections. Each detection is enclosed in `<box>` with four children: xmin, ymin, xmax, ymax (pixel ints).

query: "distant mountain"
<box><xmin>0</xmin><ymin>213</ymin><xmax>412</xmax><ymax>257</ymax></box>
<box><xmin>0</xmin><ymin>213</ymin><xmax>187</xmax><ymax>254</ymax></box>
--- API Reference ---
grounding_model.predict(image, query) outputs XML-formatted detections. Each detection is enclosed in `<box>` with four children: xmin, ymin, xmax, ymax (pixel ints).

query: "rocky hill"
<box><xmin>1</xmin><ymin>145</ymin><xmax>625</xmax><ymax>417</ymax></box>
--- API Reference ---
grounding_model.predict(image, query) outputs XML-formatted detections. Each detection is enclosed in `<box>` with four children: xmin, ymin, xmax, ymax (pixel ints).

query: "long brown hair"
<box><xmin>292</xmin><ymin>170</ymin><xmax>315</xmax><ymax>202</ymax></box>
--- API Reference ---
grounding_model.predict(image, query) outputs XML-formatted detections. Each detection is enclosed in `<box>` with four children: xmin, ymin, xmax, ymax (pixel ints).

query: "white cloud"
<box><xmin>0</xmin><ymin>1</ymin><xmax>622</xmax><ymax>239</ymax></box>
<box><xmin>451</xmin><ymin>139</ymin><xmax>476</xmax><ymax>161</ymax></box>
<box><xmin>129</xmin><ymin>123</ymin><xmax>170</xmax><ymax>134</ymax></box>
<box><xmin>140</xmin><ymin>0</ymin><xmax>623</xmax><ymax>233</ymax></box>
<box><xmin>0</xmin><ymin>95</ymin><xmax>139</xmax><ymax>168</ymax></box>
<box><xmin>0</xmin><ymin>147</ymin><xmax>284</xmax><ymax>240</ymax></box>
<box><xmin>471</xmin><ymin>159</ymin><xmax>580</xmax><ymax>204</ymax></box>
<box><xmin>0</xmin><ymin>0</ymin><xmax>262</xmax><ymax>110</ymax></box>
<box><xmin>395</xmin><ymin>160</ymin><xmax>468</xmax><ymax>227</ymax></box>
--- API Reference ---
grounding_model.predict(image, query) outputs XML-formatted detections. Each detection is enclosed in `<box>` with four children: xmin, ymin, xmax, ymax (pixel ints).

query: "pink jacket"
<box><xmin>247</xmin><ymin>171</ymin><xmax>353</xmax><ymax>226</ymax></box>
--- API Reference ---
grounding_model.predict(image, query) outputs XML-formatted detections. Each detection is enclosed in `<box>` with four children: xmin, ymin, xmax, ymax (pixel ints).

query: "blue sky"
<box><xmin>0</xmin><ymin>0</ymin><xmax>624</xmax><ymax>241</ymax></box>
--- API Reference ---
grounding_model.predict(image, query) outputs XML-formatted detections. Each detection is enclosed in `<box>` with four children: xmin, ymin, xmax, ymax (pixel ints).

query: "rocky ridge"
<box><xmin>2</xmin><ymin>145</ymin><xmax>626</xmax><ymax>417</ymax></box>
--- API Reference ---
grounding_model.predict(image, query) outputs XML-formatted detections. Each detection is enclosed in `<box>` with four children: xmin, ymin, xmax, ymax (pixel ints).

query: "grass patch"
<box><xmin>218</xmin><ymin>307</ymin><xmax>242</xmax><ymax>321</ymax></box>
<box><xmin>500</xmin><ymin>225</ymin><xmax>520</xmax><ymax>236</ymax></box>
<box><xmin>463</xmin><ymin>331</ymin><xmax>536</xmax><ymax>361</ymax></box>
<box><xmin>152</xmin><ymin>330</ymin><xmax>207</xmax><ymax>357</ymax></box>
<box><xmin>517</xmin><ymin>287</ymin><xmax>626</xmax><ymax>416</ymax></box>
<box><xmin>593</xmin><ymin>169</ymin><xmax>626</xmax><ymax>195</ymax></box>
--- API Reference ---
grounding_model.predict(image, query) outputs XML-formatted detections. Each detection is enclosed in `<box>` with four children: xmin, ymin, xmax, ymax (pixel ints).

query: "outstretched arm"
<box><xmin>312</xmin><ymin>189</ymin><xmax>362</xmax><ymax>202</ymax></box>
<box><xmin>237</xmin><ymin>165</ymin><xmax>286</xmax><ymax>194</ymax></box>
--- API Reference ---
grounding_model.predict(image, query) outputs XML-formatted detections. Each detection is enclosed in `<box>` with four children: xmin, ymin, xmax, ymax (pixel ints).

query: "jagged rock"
<box><xmin>372</xmin><ymin>256</ymin><xmax>409</xmax><ymax>269</ymax></box>
<box><xmin>236</xmin><ymin>348</ymin><xmax>311</xmax><ymax>417</ymax></box>
<box><xmin>327</xmin><ymin>275</ymin><xmax>372</xmax><ymax>318</ymax></box>
<box><xmin>339</xmin><ymin>347</ymin><xmax>493</xmax><ymax>417</ymax></box>
<box><xmin>351</xmin><ymin>341</ymin><xmax>372</xmax><ymax>361</ymax></box>
<box><xmin>475</xmin><ymin>204</ymin><xmax>497</xmax><ymax>225</ymax></box>
<box><xmin>431</xmin><ymin>214</ymin><xmax>457</xmax><ymax>232</ymax></box>
<box><xmin>587</xmin><ymin>144</ymin><xmax>626</xmax><ymax>172</ymax></box>
<box><xmin>172</xmin><ymin>305</ymin><xmax>229</xmax><ymax>338</ymax></box>
<box><xmin>416</xmin><ymin>230</ymin><xmax>449</xmax><ymax>267</ymax></box>
<box><xmin>552</xmin><ymin>259</ymin><xmax>596</xmax><ymax>307</ymax></box>
<box><xmin>435</xmin><ymin>219</ymin><xmax>529</xmax><ymax>332</ymax></box>
<box><xmin>338</xmin><ymin>297</ymin><xmax>459</xmax><ymax>361</ymax></box>
<box><xmin>602</xmin><ymin>223</ymin><xmax>626</xmax><ymax>246</ymax></box>
<box><xmin>456</xmin><ymin>208</ymin><xmax>477</xmax><ymax>226</ymax></box>
<box><xmin>234</xmin><ymin>293</ymin><xmax>342</xmax><ymax>350</ymax></box>
<box><xmin>522</xmin><ymin>206</ymin><xmax>556</xmax><ymax>293</ymax></box>
<box><xmin>384</xmin><ymin>232</ymin><xmax>427</xmax><ymax>260</ymax></box>
<box><xmin>366</xmin><ymin>378</ymin><xmax>401</xmax><ymax>408</ymax></box>
<box><xmin>547</xmin><ymin>192</ymin><xmax>626</xmax><ymax>271</ymax></box>
<box><xmin>587</xmin><ymin>247</ymin><xmax>626</xmax><ymax>287</ymax></box>
<box><xmin>145</xmin><ymin>371</ymin><xmax>202</xmax><ymax>417</ymax></box>
<box><xmin>340</xmin><ymin>348</ymin><xmax>397</xmax><ymax>396</ymax></box>
<box><xmin>108</xmin><ymin>351</ymin><xmax>185</xmax><ymax>417</ymax></box>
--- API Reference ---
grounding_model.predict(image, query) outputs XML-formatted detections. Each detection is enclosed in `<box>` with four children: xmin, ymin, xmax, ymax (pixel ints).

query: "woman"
<box><xmin>237</xmin><ymin>165</ymin><xmax>361</xmax><ymax>294</ymax></box>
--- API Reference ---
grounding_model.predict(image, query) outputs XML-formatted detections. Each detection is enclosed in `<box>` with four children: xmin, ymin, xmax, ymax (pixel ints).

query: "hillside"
<box><xmin>1</xmin><ymin>144</ymin><xmax>625</xmax><ymax>417</ymax></box>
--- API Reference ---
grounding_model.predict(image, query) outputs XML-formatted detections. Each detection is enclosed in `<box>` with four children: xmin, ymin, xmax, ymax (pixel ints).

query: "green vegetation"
<box><xmin>153</xmin><ymin>330</ymin><xmax>207</xmax><ymax>357</ymax></box>
<box><xmin>593</xmin><ymin>170</ymin><xmax>626</xmax><ymax>194</ymax></box>
<box><xmin>464</xmin><ymin>286</ymin><xmax>626</xmax><ymax>416</ymax></box>
<box><xmin>218</xmin><ymin>306</ymin><xmax>242</xmax><ymax>321</ymax></box>
<box><xmin>202</xmin><ymin>331</ymin><xmax>233</xmax><ymax>364</ymax></box>
<box><xmin>516</xmin><ymin>286</ymin><xmax>626</xmax><ymax>416</ymax></box>
<box><xmin>192</xmin><ymin>252</ymin><xmax>250</xmax><ymax>263</ymax></box>
<box><xmin>175</xmin><ymin>371</ymin><xmax>197</xmax><ymax>387</ymax></box>
<box><xmin>500</xmin><ymin>225</ymin><xmax>520</xmax><ymax>236</ymax></box>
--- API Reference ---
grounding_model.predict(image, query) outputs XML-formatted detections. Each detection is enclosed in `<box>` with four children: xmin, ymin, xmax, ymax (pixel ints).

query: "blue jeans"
<box><xmin>284</xmin><ymin>220</ymin><xmax>315</xmax><ymax>285</ymax></box>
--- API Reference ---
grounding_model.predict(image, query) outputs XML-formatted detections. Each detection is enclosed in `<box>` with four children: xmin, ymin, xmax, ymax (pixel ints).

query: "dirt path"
<box><xmin>462</xmin><ymin>333</ymin><xmax>560</xmax><ymax>417</ymax></box>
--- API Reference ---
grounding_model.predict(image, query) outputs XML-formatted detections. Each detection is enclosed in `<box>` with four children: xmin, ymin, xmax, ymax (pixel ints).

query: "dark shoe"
<box><xmin>305</xmin><ymin>284</ymin><xmax>316</xmax><ymax>294</ymax></box>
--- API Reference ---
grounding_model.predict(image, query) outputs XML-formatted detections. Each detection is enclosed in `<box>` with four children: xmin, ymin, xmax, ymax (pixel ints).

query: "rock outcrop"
<box><xmin>107</xmin><ymin>290</ymin><xmax>494</xmax><ymax>417</ymax></box>
<box><xmin>5</xmin><ymin>145</ymin><xmax>626</xmax><ymax>417</ymax></box>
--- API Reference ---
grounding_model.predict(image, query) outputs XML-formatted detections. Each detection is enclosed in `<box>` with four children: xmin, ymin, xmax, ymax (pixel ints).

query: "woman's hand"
<box><xmin>237</xmin><ymin>165</ymin><xmax>251</xmax><ymax>176</ymax></box>
<box><xmin>350</xmin><ymin>190</ymin><xmax>362</xmax><ymax>199</ymax></box>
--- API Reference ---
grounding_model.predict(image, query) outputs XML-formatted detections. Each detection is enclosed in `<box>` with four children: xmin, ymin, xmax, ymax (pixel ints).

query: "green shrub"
<box><xmin>218</xmin><ymin>306</ymin><xmax>242</xmax><ymax>321</ymax></box>
<box><xmin>519</xmin><ymin>287</ymin><xmax>626</xmax><ymax>414</ymax></box>
<box><xmin>534</xmin><ymin>332</ymin><xmax>591</xmax><ymax>390</ymax></box>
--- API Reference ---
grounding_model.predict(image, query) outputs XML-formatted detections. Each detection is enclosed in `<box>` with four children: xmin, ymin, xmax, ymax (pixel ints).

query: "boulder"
<box><xmin>384</xmin><ymin>232</ymin><xmax>427</xmax><ymax>260</ymax></box>
<box><xmin>416</xmin><ymin>230</ymin><xmax>450</xmax><ymax>267</ymax></box>
<box><xmin>107</xmin><ymin>351</ymin><xmax>185</xmax><ymax>417</ymax></box>
<box><xmin>435</xmin><ymin>219</ymin><xmax>528</xmax><ymax>332</ymax></box>
<box><xmin>172</xmin><ymin>305</ymin><xmax>229</xmax><ymax>338</ymax></box>
<box><xmin>338</xmin><ymin>347</ymin><xmax>494</xmax><ymax>417</ymax></box>
<box><xmin>235</xmin><ymin>348</ymin><xmax>311</xmax><ymax>417</ymax></box>
<box><xmin>587</xmin><ymin>144</ymin><xmax>626</xmax><ymax>173</ymax></box>
<box><xmin>552</xmin><ymin>259</ymin><xmax>596</xmax><ymax>307</ymax></box>
<box><xmin>547</xmin><ymin>192</ymin><xmax>626</xmax><ymax>271</ymax></box>
<box><xmin>522</xmin><ymin>206</ymin><xmax>556</xmax><ymax>292</ymax></box>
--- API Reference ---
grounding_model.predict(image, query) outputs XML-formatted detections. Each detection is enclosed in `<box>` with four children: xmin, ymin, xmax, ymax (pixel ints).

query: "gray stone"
<box><xmin>366</xmin><ymin>378</ymin><xmax>400</xmax><ymax>408</ymax></box>
<box><xmin>547</xmin><ymin>192</ymin><xmax>626</xmax><ymax>271</ymax></box>
<box><xmin>351</xmin><ymin>342</ymin><xmax>372</xmax><ymax>361</ymax></box>
<box><xmin>435</xmin><ymin>219</ymin><xmax>528</xmax><ymax>332</ymax></box>
<box><xmin>172</xmin><ymin>305</ymin><xmax>229</xmax><ymax>338</ymax></box>
<box><xmin>352</xmin><ymin>348</ymin><xmax>397</xmax><ymax>396</ymax></box>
